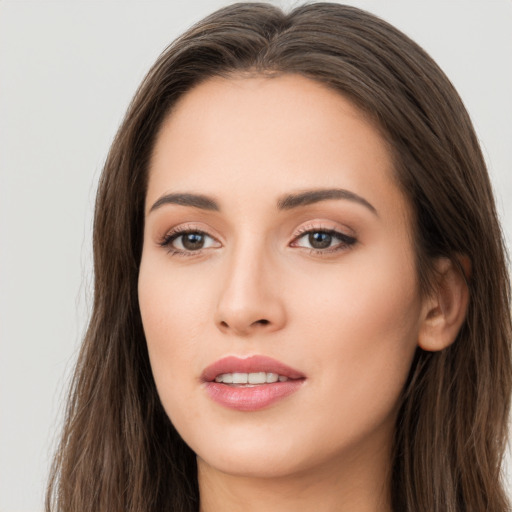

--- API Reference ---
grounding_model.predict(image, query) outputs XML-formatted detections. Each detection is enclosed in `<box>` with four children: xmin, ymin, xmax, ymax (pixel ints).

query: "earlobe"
<box><xmin>418</xmin><ymin>256</ymin><xmax>470</xmax><ymax>352</ymax></box>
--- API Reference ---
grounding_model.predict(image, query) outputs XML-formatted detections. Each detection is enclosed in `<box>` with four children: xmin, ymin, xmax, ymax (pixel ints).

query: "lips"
<box><xmin>201</xmin><ymin>355</ymin><xmax>306</xmax><ymax>411</ymax></box>
<box><xmin>201</xmin><ymin>355</ymin><xmax>305</xmax><ymax>382</ymax></box>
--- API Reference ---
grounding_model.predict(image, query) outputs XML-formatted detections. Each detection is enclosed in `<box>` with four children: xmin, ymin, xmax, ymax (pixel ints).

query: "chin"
<box><xmin>197</xmin><ymin>446</ymin><xmax>310</xmax><ymax>480</ymax></box>
<box><xmin>186</xmin><ymin>422</ymin><xmax>333</xmax><ymax>480</ymax></box>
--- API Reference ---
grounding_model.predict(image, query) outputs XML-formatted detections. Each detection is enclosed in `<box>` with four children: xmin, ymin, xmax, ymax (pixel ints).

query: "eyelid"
<box><xmin>157</xmin><ymin>223</ymin><xmax>222</xmax><ymax>255</ymax></box>
<box><xmin>289</xmin><ymin>222</ymin><xmax>357</xmax><ymax>253</ymax></box>
<box><xmin>291</xmin><ymin>220</ymin><xmax>356</xmax><ymax>239</ymax></box>
<box><xmin>157</xmin><ymin>222</ymin><xmax>220</xmax><ymax>242</ymax></box>
<box><xmin>155</xmin><ymin>220</ymin><xmax>356</xmax><ymax>256</ymax></box>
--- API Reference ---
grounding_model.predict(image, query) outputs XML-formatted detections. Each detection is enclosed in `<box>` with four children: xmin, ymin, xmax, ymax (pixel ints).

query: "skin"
<box><xmin>138</xmin><ymin>74</ymin><xmax>465</xmax><ymax>512</ymax></box>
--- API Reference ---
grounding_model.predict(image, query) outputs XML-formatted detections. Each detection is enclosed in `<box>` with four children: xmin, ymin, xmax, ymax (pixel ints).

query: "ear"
<box><xmin>418</xmin><ymin>256</ymin><xmax>470</xmax><ymax>352</ymax></box>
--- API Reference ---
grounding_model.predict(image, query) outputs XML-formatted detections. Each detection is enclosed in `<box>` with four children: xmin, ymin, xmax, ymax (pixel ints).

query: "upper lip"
<box><xmin>201</xmin><ymin>355</ymin><xmax>306</xmax><ymax>382</ymax></box>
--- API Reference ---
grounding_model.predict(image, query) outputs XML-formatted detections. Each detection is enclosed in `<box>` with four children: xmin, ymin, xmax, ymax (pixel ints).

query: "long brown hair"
<box><xmin>47</xmin><ymin>3</ymin><xmax>511</xmax><ymax>511</ymax></box>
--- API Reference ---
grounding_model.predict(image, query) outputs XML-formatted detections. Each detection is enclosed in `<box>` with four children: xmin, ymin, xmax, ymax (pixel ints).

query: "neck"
<box><xmin>197</xmin><ymin>438</ymin><xmax>393</xmax><ymax>512</ymax></box>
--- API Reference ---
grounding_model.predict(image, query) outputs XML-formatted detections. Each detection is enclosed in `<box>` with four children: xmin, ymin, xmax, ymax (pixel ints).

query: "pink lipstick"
<box><xmin>201</xmin><ymin>355</ymin><xmax>306</xmax><ymax>412</ymax></box>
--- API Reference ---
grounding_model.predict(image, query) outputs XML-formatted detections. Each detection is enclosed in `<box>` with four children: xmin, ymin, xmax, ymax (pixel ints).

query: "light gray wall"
<box><xmin>1</xmin><ymin>1</ymin><xmax>511</xmax><ymax>510</ymax></box>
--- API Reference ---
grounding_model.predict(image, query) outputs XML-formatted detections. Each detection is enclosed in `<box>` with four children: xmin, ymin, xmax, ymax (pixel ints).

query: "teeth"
<box><xmin>214</xmin><ymin>372</ymin><xmax>288</xmax><ymax>384</ymax></box>
<box><xmin>232</xmin><ymin>372</ymin><xmax>248</xmax><ymax>384</ymax></box>
<box><xmin>248</xmin><ymin>372</ymin><xmax>266</xmax><ymax>384</ymax></box>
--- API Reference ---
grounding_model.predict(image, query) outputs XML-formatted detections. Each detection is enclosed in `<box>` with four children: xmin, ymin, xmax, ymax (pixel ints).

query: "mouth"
<box><xmin>201</xmin><ymin>355</ymin><xmax>306</xmax><ymax>411</ymax></box>
<box><xmin>214</xmin><ymin>372</ymin><xmax>291</xmax><ymax>385</ymax></box>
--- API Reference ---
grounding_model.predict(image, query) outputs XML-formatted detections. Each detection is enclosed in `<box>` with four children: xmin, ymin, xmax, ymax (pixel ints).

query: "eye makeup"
<box><xmin>158</xmin><ymin>224</ymin><xmax>221</xmax><ymax>256</ymax></box>
<box><xmin>157</xmin><ymin>220</ymin><xmax>357</xmax><ymax>258</ymax></box>
<box><xmin>290</xmin><ymin>226</ymin><xmax>357</xmax><ymax>255</ymax></box>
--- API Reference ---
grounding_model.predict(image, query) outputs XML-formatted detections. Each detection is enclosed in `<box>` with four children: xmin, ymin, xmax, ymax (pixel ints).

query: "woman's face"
<box><xmin>139</xmin><ymin>74</ymin><xmax>426</xmax><ymax>479</ymax></box>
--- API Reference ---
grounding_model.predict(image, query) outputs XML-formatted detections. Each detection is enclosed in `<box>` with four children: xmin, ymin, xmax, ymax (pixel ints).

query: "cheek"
<box><xmin>290</xmin><ymin>246</ymin><xmax>421</xmax><ymax>442</ymax></box>
<box><xmin>137</xmin><ymin>256</ymin><xmax>213</xmax><ymax>395</ymax></box>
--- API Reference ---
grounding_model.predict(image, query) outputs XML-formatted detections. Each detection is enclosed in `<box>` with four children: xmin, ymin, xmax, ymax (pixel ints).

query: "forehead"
<box><xmin>153</xmin><ymin>74</ymin><xmax>382</xmax><ymax>165</ymax></box>
<box><xmin>147</xmin><ymin>74</ymin><xmax>410</xmax><ymax>223</ymax></box>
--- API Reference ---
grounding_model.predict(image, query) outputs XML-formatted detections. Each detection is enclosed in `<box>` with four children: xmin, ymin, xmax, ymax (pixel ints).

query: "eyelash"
<box><xmin>291</xmin><ymin>226</ymin><xmax>357</xmax><ymax>255</ymax></box>
<box><xmin>158</xmin><ymin>226</ymin><xmax>214</xmax><ymax>257</ymax></box>
<box><xmin>158</xmin><ymin>225</ymin><xmax>357</xmax><ymax>257</ymax></box>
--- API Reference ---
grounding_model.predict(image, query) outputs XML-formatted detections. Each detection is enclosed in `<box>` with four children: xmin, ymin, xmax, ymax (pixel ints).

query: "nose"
<box><xmin>215</xmin><ymin>242</ymin><xmax>287</xmax><ymax>337</ymax></box>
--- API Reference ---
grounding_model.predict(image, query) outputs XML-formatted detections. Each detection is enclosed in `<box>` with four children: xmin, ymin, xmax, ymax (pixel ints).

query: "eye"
<box><xmin>160</xmin><ymin>229</ymin><xmax>220</xmax><ymax>254</ymax></box>
<box><xmin>291</xmin><ymin>229</ymin><xmax>356</xmax><ymax>253</ymax></box>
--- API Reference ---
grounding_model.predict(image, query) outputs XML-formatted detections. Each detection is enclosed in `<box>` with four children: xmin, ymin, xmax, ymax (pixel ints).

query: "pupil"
<box><xmin>309</xmin><ymin>232</ymin><xmax>331</xmax><ymax>249</ymax></box>
<box><xmin>183</xmin><ymin>233</ymin><xmax>204</xmax><ymax>250</ymax></box>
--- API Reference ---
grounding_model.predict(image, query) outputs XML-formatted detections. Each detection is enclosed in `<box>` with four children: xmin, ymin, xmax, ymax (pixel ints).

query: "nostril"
<box><xmin>217</xmin><ymin>318</ymin><xmax>272</xmax><ymax>333</ymax></box>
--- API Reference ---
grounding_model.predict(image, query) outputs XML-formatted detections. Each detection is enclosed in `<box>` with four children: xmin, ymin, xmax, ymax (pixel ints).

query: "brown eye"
<box><xmin>181</xmin><ymin>232</ymin><xmax>206</xmax><ymax>250</ymax></box>
<box><xmin>292</xmin><ymin>229</ymin><xmax>357</xmax><ymax>252</ymax></box>
<box><xmin>308</xmin><ymin>232</ymin><xmax>332</xmax><ymax>249</ymax></box>
<box><xmin>160</xmin><ymin>229</ymin><xmax>221</xmax><ymax>254</ymax></box>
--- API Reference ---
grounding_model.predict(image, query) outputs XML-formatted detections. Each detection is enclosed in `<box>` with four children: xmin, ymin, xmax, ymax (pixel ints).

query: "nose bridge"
<box><xmin>215</xmin><ymin>232</ymin><xmax>285</xmax><ymax>335</ymax></box>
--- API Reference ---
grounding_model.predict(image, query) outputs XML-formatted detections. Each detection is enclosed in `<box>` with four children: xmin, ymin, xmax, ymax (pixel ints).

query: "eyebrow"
<box><xmin>149</xmin><ymin>193</ymin><xmax>219</xmax><ymax>213</ymax></box>
<box><xmin>148</xmin><ymin>188</ymin><xmax>377</xmax><ymax>215</ymax></box>
<box><xmin>277</xmin><ymin>188</ymin><xmax>378</xmax><ymax>215</ymax></box>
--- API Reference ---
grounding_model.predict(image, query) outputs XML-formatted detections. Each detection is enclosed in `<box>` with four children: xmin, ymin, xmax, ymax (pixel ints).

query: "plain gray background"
<box><xmin>1</xmin><ymin>1</ymin><xmax>511</xmax><ymax>511</ymax></box>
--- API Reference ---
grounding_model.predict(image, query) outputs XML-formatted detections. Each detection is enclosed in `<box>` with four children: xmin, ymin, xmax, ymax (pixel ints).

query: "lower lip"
<box><xmin>204</xmin><ymin>380</ymin><xmax>304</xmax><ymax>411</ymax></box>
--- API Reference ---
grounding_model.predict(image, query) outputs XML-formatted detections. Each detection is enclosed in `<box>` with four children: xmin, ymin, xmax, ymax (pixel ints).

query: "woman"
<box><xmin>46</xmin><ymin>3</ymin><xmax>511</xmax><ymax>511</ymax></box>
